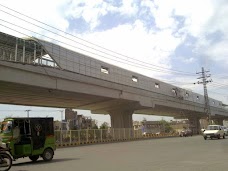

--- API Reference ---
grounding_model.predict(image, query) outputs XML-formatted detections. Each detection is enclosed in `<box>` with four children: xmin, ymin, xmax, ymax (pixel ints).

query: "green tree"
<box><xmin>159</xmin><ymin>120</ymin><xmax>173</xmax><ymax>133</ymax></box>
<box><xmin>100</xmin><ymin>122</ymin><xmax>109</xmax><ymax>129</ymax></box>
<box><xmin>92</xmin><ymin>124</ymin><xmax>98</xmax><ymax>129</ymax></box>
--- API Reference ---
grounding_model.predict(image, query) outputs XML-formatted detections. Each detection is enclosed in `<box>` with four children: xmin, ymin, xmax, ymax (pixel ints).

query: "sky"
<box><xmin>0</xmin><ymin>0</ymin><xmax>228</xmax><ymax>125</ymax></box>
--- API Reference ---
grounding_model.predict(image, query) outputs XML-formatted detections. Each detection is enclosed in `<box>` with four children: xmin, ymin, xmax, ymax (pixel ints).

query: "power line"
<box><xmin>0</xmin><ymin>4</ymin><xmax>196</xmax><ymax>76</ymax></box>
<box><xmin>0</xmin><ymin>20</ymin><xmax>196</xmax><ymax>77</ymax></box>
<box><xmin>194</xmin><ymin>67</ymin><xmax>212</xmax><ymax>124</ymax></box>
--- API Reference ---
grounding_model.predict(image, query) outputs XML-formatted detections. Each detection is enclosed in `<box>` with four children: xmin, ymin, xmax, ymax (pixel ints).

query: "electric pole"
<box><xmin>194</xmin><ymin>67</ymin><xmax>212</xmax><ymax>124</ymax></box>
<box><xmin>25</xmin><ymin>110</ymin><xmax>31</xmax><ymax>117</ymax></box>
<box><xmin>59</xmin><ymin>110</ymin><xmax>64</xmax><ymax>130</ymax></box>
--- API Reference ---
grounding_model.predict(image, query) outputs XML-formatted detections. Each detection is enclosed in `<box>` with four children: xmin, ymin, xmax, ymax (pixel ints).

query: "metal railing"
<box><xmin>54</xmin><ymin>128</ymin><xmax>178</xmax><ymax>146</ymax></box>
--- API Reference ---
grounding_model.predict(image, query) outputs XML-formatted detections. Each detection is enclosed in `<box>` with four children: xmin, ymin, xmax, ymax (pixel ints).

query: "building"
<box><xmin>53</xmin><ymin>120</ymin><xmax>68</xmax><ymax>130</ymax></box>
<box><xmin>65</xmin><ymin>108</ymin><xmax>78</xmax><ymax>130</ymax></box>
<box><xmin>170</xmin><ymin>120</ymin><xmax>189</xmax><ymax>133</ymax></box>
<box><xmin>133</xmin><ymin>120</ymin><xmax>164</xmax><ymax>133</ymax></box>
<box><xmin>133</xmin><ymin>121</ymin><xmax>142</xmax><ymax>130</ymax></box>
<box><xmin>65</xmin><ymin>108</ymin><xmax>97</xmax><ymax>130</ymax></box>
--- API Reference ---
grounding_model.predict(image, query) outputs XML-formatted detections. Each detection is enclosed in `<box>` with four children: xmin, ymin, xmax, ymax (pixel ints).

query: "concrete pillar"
<box><xmin>109</xmin><ymin>109</ymin><xmax>133</xmax><ymax>128</ymax></box>
<box><xmin>199</xmin><ymin>118</ymin><xmax>209</xmax><ymax>130</ymax></box>
<box><xmin>188</xmin><ymin>117</ymin><xmax>201</xmax><ymax>135</ymax></box>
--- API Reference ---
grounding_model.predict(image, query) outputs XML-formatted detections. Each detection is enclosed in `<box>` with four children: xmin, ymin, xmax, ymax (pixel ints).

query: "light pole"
<box><xmin>25</xmin><ymin>110</ymin><xmax>31</xmax><ymax>117</ymax></box>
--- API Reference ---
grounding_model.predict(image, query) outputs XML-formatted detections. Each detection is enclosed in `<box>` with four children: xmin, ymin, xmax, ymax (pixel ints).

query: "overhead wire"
<box><xmin>0</xmin><ymin>19</ymin><xmax>197</xmax><ymax>77</ymax></box>
<box><xmin>0</xmin><ymin>4</ymin><xmax>196</xmax><ymax>76</ymax></box>
<box><xmin>1</xmin><ymin>4</ymin><xmax>227</xmax><ymax>102</ymax></box>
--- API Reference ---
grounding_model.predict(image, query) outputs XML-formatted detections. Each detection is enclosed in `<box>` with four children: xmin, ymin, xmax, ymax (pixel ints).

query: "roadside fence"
<box><xmin>55</xmin><ymin>128</ymin><xmax>178</xmax><ymax>147</ymax></box>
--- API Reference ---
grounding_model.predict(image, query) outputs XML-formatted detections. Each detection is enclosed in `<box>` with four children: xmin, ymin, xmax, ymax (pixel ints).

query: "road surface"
<box><xmin>10</xmin><ymin>136</ymin><xmax>228</xmax><ymax>171</ymax></box>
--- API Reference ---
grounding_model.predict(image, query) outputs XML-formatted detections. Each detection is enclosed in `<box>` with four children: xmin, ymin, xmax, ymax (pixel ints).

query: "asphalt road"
<box><xmin>10</xmin><ymin>136</ymin><xmax>228</xmax><ymax>171</ymax></box>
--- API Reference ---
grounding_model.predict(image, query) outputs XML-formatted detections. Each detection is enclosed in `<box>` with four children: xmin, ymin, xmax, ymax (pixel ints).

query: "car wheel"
<box><xmin>204</xmin><ymin>136</ymin><xmax>207</xmax><ymax>140</ymax></box>
<box><xmin>42</xmin><ymin>148</ymin><xmax>54</xmax><ymax>161</ymax></box>
<box><xmin>218</xmin><ymin>135</ymin><xmax>220</xmax><ymax>139</ymax></box>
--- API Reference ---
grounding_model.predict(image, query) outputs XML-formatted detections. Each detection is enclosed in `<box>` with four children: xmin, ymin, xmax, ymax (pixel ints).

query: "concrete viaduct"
<box><xmin>0</xmin><ymin>31</ymin><xmax>227</xmax><ymax>133</ymax></box>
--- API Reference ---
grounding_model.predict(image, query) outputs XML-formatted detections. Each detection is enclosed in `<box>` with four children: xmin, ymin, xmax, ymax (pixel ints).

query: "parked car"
<box><xmin>221</xmin><ymin>126</ymin><xmax>228</xmax><ymax>136</ymax></box>
<box><xmin>179</xmin><ymin>129</ymin><xmax>193</xmax><ymax>137</ymax></box>
<box><xmin>203</xmin><ymin>125</ymin><xmax>225</xmax><ymax>140</ymax></box>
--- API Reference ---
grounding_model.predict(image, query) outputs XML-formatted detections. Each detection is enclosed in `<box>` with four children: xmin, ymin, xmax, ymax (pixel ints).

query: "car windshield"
<box><xmin>207</xmin><ymin>126</ymin><xmax>219</xmax><ymax>130</ymax></box>
<box><xmin>0</xmin><ymin>121</ymin><xmax>13</xmax><ymax>134</ymax></box>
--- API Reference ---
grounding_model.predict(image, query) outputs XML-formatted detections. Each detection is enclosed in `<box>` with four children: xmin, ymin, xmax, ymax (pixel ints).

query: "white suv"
<box><xmin>203</xmin><ymin>125</ymin><xmax>225</xmax><ymax>140</ymax></box>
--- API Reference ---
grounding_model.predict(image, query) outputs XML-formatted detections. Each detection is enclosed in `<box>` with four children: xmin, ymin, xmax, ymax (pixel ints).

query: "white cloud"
<box><xmin>182</xmin><ymin>57</ymin><xmax>196</xmax><ymax>64</ymax></box>
<box><xmin>63</xmin><ymin>0</ymin><xmax>139</xmax><ymax>30</ymax></box>
<box><xmin>0</xmin><ymin>0</ymin><xmax>69</xmax><ymax>37</ymax></box>
<box><xmin>64</xmin><ymin>0</ymin><xmax>108</xmax><ymax>30</ymax></box>
<box><xmin>205</xmin><ymin>41</ymin><xmax>228</xmax><ymax>64</ymax></box>
<box><xmin>1</xmin><ymin>0</ymin><xmax>227</xmax><ymax>105</ymax></box>
<box><xmin>77</xmin><ymin>19</ymin><xmax>182</xmax><ymax>78</ymax></box>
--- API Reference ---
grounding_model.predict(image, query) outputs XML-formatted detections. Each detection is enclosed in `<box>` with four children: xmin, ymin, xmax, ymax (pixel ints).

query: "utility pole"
<box><xmin>194</xmin><ymin>67</ymin><xmax>212</xmax><ymax>124</ymax></box>
<box><xmin>60</xmin><ymin>110</ymin><xmax>64</xmax><ymax>130</ymax></box>
<box><xmin>25</xmin><ymin>110</ymin><xmax>31</xmax><ymax>117</ymax></box>
<box><xmin>60</xmin><ymin>110</ymin><xmax>64</xmax><ymax>146</ymax></box>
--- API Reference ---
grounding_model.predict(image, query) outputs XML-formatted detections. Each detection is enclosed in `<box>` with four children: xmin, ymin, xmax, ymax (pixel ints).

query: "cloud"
<box><xmin>1</xmin><ymin>0</ymin><xmax>227</xmax><ymax>97</ymax></box>
<box><xmin>77</xmin><ymin>19</ymin><xmax>182</xmax><ymax>78</ymax></box>
<box><xmin>64</xmin><ymin>0</ymin><xmax>139</xmax><ymax>30</ymax></box>
<box><xmin>205</xmin><ymin>40</ymin><xmax>228</xmax><ymax>65</ymax></box>
<box><xmin>182</xmin><ymin>57</ymin><xmax>196</xmax><ymax>64</ymax></box>
<box><xmin>0</xmin><ymin>0</ymin><xmax>69</xmax><ymax>38</ymax></box>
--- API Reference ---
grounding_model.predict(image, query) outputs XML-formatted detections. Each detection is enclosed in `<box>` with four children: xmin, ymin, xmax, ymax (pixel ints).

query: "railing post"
<box><xmin>129</xmin><ymin>128</ymin><xmax>131</xmax><ymax>139</ymax></box>
<box><xmin>33</xmin><ymin>43</ymin><xmax>36</xmax><ymax>63</ymax></box>
<box><xmin>78</xmin><ymin>130</ymin><xmax>80</xmax><ymax>144</ymax></box>
<box><xmin>101</xmin><ymin>129</ymin><xmax>103</xmax><ymax>142</ymax></box>
<box><xmin>15</xmin><ymin>38</ymin><xmax>18</xmax><ymax>62</ymax></box>
<box><xmin>2</xmin><ymin>51</ymin><xmax>5</xmax><ymax>60</ymax></box>
<box><xmin>69</xmin><ymin>130</ymin><xmax>72</xmax><ymax>144</ymax></box>
<box><xmin>94</xmin><ymin>129</ymin><xmax>96</xmax><ymax>141</ymax></box>
<box><xmin>22</xmin><ymin>40</ymin><xmax>25</xmax><ymax>63</ymax></box>
<box><xmin>86</xmin><ymin>129</ymin><xmax>89</xmax><ymax>143</ymax></box>
<box><xmin>60</xmin><ymin>129</ymin><xmax>63</xmax><ymax>146</ymax></box>
<box><xmin>113</xmin><ymin>128</ymin><xmax>115</xmax><ymax>140</ymax></box>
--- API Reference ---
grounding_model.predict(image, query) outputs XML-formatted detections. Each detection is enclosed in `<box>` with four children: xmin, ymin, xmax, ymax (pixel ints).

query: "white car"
<box><xmin>203</xmin><ymin>125</ymin><xmax>225</xmax><ymax>140</ymax></box>
<box><xmin>221</xmin><ymin>126</ymin><xmax>228</xmax><ymax>136</ymax></box>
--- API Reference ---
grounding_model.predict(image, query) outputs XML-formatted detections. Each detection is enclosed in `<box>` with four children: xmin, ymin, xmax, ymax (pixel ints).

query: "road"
<box><xmin>10</xmin><ymin>136</ymin><xmax>228</xmax><ymax>171</ymax></box>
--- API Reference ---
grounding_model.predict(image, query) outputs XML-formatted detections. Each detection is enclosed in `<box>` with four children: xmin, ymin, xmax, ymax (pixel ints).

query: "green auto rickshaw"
<box><xmin>0</xmin><ymin>117</ymin><xmax>56</xmax><ymax>162</ymax></box>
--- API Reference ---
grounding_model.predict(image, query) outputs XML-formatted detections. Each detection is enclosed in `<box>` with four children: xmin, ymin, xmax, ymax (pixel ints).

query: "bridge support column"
<box><xmin>188</xmin><ymin>117</ymin><xmax>201</xmax><ymax>135</ymax></box>
<box><xmin>109</xmin><ymin>109</ymin><xmax>133</xmax><ymax>128</ymax></box>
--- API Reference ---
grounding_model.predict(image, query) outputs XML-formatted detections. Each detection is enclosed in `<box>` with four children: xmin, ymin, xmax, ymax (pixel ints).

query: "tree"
<box><xmin>92</xmin><ymin>124</ymin><xmax>98</xmax><ymax>129</ymax></box>
<box><xmin>100</xmin><ymin>122</ymin><xmax>109</xmax><ymax>129</ymax></box>
<box><xmin>159</xmin><ymin>120</ymin><xmax>173</xmax><ymax>133</ymax></box>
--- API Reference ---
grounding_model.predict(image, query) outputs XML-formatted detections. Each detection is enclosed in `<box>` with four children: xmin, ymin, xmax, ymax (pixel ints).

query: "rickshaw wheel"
<box><xmin>42</xmin><ymin>148</ymin><xmax>54</xmax><ymax>161</ymax></box>
<box><xmin>29</xmin><ymin>155</ymin><xmax>39</xmax><ymax>162</ymax></box>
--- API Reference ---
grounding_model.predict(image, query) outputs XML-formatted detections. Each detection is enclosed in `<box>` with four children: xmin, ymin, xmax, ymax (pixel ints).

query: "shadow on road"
<box><xmin>13</xmin><ymin>158</ymin><xmax>79</xmax><ymax>166</ymax></box>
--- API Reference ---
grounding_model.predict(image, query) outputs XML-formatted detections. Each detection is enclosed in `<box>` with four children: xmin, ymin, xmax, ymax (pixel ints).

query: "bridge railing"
<box><xmin>54</xmin><ymin>128</ymin><xmax>178</xmax><ymax>146</ymax></box>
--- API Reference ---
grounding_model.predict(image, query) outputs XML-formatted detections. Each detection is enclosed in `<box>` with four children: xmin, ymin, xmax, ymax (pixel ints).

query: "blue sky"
<box><xmin>0</xmin><ymin>0</ymin><xmax>228</xmax><ymax>124</ymax></box>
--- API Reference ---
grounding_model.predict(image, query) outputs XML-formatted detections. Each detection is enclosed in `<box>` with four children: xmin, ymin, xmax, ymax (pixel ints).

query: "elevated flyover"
<box><xmin>0</xmin><ymin>32</ymin><xmax>227</xmax><ymax>131</ymax></box>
